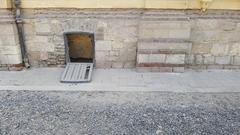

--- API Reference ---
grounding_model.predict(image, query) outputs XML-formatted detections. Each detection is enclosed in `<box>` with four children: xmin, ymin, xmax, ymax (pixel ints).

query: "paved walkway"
<box><xmin>0</xmin><ymin>68</ymin><xmax>240</xmax><ymax>92</ymax></box>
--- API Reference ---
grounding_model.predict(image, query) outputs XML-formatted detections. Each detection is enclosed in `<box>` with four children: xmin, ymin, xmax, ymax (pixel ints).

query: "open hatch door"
<box><xmin>61</xmin><ymin>32</ymin><xmax>95</xmax><ymax>83</ymax></box>
<box><xmin>61</xmin><ymin>63</ymin><xmax>93</xmax><ymax>83</ymax></box>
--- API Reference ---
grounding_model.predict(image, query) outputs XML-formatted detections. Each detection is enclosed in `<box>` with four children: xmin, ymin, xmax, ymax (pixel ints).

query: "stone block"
<box><xmin>139</xmin><ymin>21</ymin><xmax>191</xmax><ymax>39</ymax></box>
<box><xmin>1</xmin><ymin>46</ymin><xmax>21</xmax><ymax>55</ymax></box>
<box><xmin>211</xmin><ymin>43</ymin><xmax>229</xmax><ymax>56</ymax></box>
<box><xmin>95</xmin><ymin>51</ymin><xmax>108</xmax><ymax>61</ymax></box>
<box><xmin>124</xmin><ymin>62</ymin><xmax>135</xmax><ymax>68</ymax></box>
<box><xmin>0</xmin><ymin>67</ymin><xmax>8</xmax><ymax>71</ymax></box>
<box><xmin>24</xmin><ymin>23</ymin><xmax>35</xmax><ymax>36</ymax></box>
<box><xmin>28</xmin><ymin>51</ymin><xmax>40</xmax><ymax>65</ymax></box>
<box><xmin>192</xmin><ymin>43</ymin><xmax>212</xmax><ymax>54</ymax></box>
<box><xmin>191</xmin><ymin>30</ymin><xmax>221</xmax><ymax>43</ymax></box>
<box><xmin>204</xmin><ymin>55</ymin><xmax>215</xmax><ymax>65</ymax></box>
<box><xmin>50</xmin><ymin>20</ymin><xmax>63</xmax><ymax>35</ymax></box>
<box><xmin>105</xmin><ymin>23</ymin><xmax>137</xmax><ymax>41</ymax></box>
<box><xmin>117</xmin><ymin>49</ymin><xmax>127</xmax><ymax>61</ymax></box>
<box><xmin>224</xmin><ymin>65</ymin><xmax>240</xmax><ymax>70</ymax></box>
<box><xmin>95</xmin><ymin>27</ymin><xmax>105</xmax><ymax>41</ymax></box>
<box><xmin>149</xmin><ymin>54</ymin><xmax>166</xmax><ymax>63</ymax></box>
<box><xmin>220</xmin><ymin>21</ymin><xmax>237</xmax><ymax>31</ymax></box>
<box><xmin>40</xmin><ymin>52</ymin><xmax>48</xmax><ymax>60</ymax></box>
<box><xmin>112</xmin><ymin>62</ymin><xmax>124</xmax><ymax>68</ymax></box>
<box><xmin>138</xmin><ymin>42</ymin><xmax>192</xmax><ymax>54</ymax></box>
<box><xmin>136</xmin><ymin>67</ymin><xmax>151</xmax><ymax>72</ymax></box>
<box><xmin>28</xmin><ymin>42</ymin><xmax>55</xmax><ymax>52</ymax></box>
<box><xmin>141</xmin><ymin>21</ymin><xmax>190</xmax><ymax>30</ymax></box>
<box><xmin>112</xmin><ymin>41</ymin><xmax>124</xmax><ymax>50</ymax></box>
<box><xmin>95</xmin><ymin>61</ymin><xmax>112</xmax><ymax>68</ymax></box>
<box><xmin>97</xmin><ymin>21</ymin><xmax>108</xmax><ymax>28</ymax></box>
<box><xmin>168</xmin><ymin>29</ymin><xmax>191</xmax><ymax>39</ymax></box>
<box><xmin>137</xmin><ymin>54</ymin><xmax>149</xmax><ymax>63</ymax></box>
<box><xmin>52</xmin><ymin>35</ymin><xmax>64</xmax><ymax>44</ymax></box>
<box><xmin>159</xmin><ymin>67</ymin><xmax>173</xmax><ymax>72</ymax></box>
<box><xmin>139</xmin><ymin>28</ymin><xmax>190</xmax><ymax>39</ymax></box>
<box><xmin>185</xmin><ymin>55</ymin><xmax>194</xmax><ymax>65</ymax></box>
<box><xmin>188</xmin><ymin>65</ymin><xmax>207</xmax><ymax>70</ymax></box>
<box><xmin>229</xmin><ymin>43</ymin><xmax>240</xmax><ymax>56</ymax></box>
<box><xmin>0</xmin><ymin>35</ymin><xmax>18</xmax><ymax>45</ymax></box>
<box><xmin>0</xmin><ymin>39</ymin><xmax>3</xmax><ymax>46</ymax></box>
<box><xmin>194</xmin><ymin>19</ymin><xmax>219</xmax><ymax>30</ymax></box>
<box><xmin>0</xmin><ymin>54</ymin><xmax>8</xmax><ymax>64</ymax></box>
<box><xmin>237</xmin><ymin>22</ymin><xmax>240</xmax><ymax>29</ymax></box>
<box><xmin>195</xmin><ymin>55</ymin><xmax>204</xmax><ymax>65</ymax></box>
<box><xmin>166</xmin><ymin>54</ymin><xmax>185</xmax><ymax>64</ymax></box>
<box><xmin>6</xmin><ymin>54</ymin><xmax>22</xmax><ymax>64</ymax></box>
<box><xmin>215</xmin><ymin>56</ymin><xmax>231</xmax><ymax>65</ymax></box>
<box><xmin>107</xmin><ymin>56</ymin><xmax>119</xmax><ymax>62</ymax></box>
<box><xmin>219</xmin><ymin>31</ymin><xmax>240</xmax><ymax>42</ymax></box>
<box><xmin>233</xmin><ymin>56</ymin><xmax>240</xmax><ymax>65</ymax></box>
<box><xmin>127</xmin><ymin>49</ymin><xmax>137</xmax><ymax>61</ymax></box>
<box><xmin>110</xmin><ymin>51</ymin><xmax>119</xmax><ymax>56</ymax></box>
<box><xmin>95</xmin><ymin>41</ymin><xmax>112</xmax><ymax>51</ymax></box>
<box><xmin>0</xmin><ymin>24</ymin><xmax>15</xmax><ymax>35</ymax></box>
<box><xmin>35</xmin><ymin>22</ymin><xmax>51</xmax><ymax>34</ymax></box>
<box><xmin>207</xmin><ymin>65</ymin><xmax>224</xmax><ymax>69</ymax></box>
<box><xmin>34</xmin><ymin>36</ymin><xmax>49</xmax><ymax>43</ymax></box>
<box><xmin>173</xmin><ymin>67</ymin><xmax>185</xmax><ymax>73</ymax></box>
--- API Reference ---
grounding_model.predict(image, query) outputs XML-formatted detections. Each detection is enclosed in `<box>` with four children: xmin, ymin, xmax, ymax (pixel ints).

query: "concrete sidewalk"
<box><xmin>0</xmin><ymin>68</ymin><xmax>240</xmax><ymax>92</ymax></box>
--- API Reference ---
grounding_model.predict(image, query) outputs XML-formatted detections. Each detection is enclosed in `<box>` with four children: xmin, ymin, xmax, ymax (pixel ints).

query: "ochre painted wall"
<box><xmin>1</xmin><ymin>0</ymin><xmax>240</xmax><ymax>10</ymax></box>
<box><xmin>0</xmin><ymin>0</ymin><xmax>11</xmax><ymax>8</ymax></box>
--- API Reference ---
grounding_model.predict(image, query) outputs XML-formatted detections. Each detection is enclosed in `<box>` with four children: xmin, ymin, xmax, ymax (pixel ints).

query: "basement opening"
<box><xmin>64</xmin><ymin>32</ymin><xmax>95</xmax><ymax>63</ymax></box>
<box><xmin>61</xmin><ymin>32</ymin><xmax>95</xmax><ymax>83</ymax></box>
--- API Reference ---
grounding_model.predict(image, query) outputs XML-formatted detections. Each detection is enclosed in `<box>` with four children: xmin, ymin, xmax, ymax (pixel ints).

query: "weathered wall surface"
<box><xmin>0</xmin><ymin>9</ymin><xmax>240</xmax><ymax>71</ymax></box>
<box><xmin>189</xmin><ymin>12</ymin><xmax>240</xmax><ymax>70</ymax></box>
<box><xmin>22</xmin><ymin>9</ymin><xmax>139</xmax><ymax>68</ymax></box>
<box><xmin>137</xmin><ymin>10</ymin><xmax>240</xmax><ymax>72</ymax></box>
<box><xmin>136</xmin><ymin>10</ymin><xmax>192</xmax><ymax>72</ymax></box>
<box><xmin>0</xmin><ymin>9</ymin><xmax>22</xmax><ymax>70</ymax></box>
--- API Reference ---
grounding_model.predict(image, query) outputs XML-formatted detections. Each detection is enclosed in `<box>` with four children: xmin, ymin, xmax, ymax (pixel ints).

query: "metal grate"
<box><xmin>61</xmin><ymin>63</ymin><xmax>93</xmax><ymax>83</ymax></box>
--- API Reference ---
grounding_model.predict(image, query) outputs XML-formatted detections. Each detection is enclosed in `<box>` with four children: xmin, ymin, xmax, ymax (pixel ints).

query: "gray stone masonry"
<box><xmin>0</xmin><ymin>9</ymin><xmax>22</xmax><ymax>70</ymax></box>
<box><xmin>1</xmin><ymin>9</ymin><xmax>240</xmax><ymax>72</ymax></box>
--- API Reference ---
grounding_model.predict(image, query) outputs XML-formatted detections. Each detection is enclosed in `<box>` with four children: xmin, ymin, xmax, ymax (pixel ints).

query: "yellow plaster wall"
<box><xmin>0</xmin><ymin>0</ymin><xmax>240</xmax><ymax>10</ymax></box>
<box><xmin>0</xmin><ymin>0</ymin><xmax>12</xmax><ymax>8</ymax></box>
<box><xmin>208</xmin><ymin>0</ymin><xmax>240</xmax><ymax>10</ymax></box>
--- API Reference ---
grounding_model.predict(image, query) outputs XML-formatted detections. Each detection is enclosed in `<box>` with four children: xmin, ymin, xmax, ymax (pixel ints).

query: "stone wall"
<box><xmin>0</xmin><ymin>9</ymin><xmax>22</xmax><ymax>70</ymax></box>
<box><xmin>136</xmin><ymin>10</ymin><xmax>240</xmax><ymax>72</ymax></box>
<box><xmin>188</xmin><ymin>10</ymin><xmax>240</xmax><ymax>70</ymax></box>
<box><xmin>22</xmin><ymin>9</ymin><xmax>139</xmax><ymax>68</ymax></box>
<box><xmin>0</xmin><ymin>9</ymin><xmax>240</xmax><ymax>71</ymax></box>
<box><xmin>136</xmin><ymin>10</ymin><xmax>192</xmax><ymax>72</ymax></box>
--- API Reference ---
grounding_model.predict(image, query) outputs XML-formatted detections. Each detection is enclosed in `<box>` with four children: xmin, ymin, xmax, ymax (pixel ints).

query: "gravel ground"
<box><xmin>0</xmin><ymin>91</ymin><xmax>240</xmax><ymax>135</ymax></box>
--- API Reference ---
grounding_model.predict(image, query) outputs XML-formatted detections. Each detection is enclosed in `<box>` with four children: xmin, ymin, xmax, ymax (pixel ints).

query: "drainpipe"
<box><xmin>14</xmin><ymin>0</ymin><xmax>30</xmax><ymax>68</ymax></box>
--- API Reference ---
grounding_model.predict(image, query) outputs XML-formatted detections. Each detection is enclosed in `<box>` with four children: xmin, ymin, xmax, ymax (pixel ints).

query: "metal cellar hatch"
<box><xmin>61</xmin><ymin>32</ymin><xmax>95</xmax><ymax>83</ymax></box>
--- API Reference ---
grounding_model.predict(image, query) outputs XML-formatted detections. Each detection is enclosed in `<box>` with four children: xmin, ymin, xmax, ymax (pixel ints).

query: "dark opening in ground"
<box><xmin>65</xmin><ymin>33</ymin><xmax>94</xmax><ymax>63</ymax></box>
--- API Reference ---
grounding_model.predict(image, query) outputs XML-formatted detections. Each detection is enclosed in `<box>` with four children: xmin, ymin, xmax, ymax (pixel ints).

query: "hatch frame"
<box><xmin>63</xmin><ymin>32</ymin><xmax>96</xmax><ymax>66</ymax></box>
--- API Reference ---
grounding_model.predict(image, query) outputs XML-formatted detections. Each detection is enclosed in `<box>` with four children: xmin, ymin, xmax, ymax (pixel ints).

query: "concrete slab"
<box><xmin>0</xmin><ymin>68</ymin><xmax>240</xmax><ymax>92</ymax></box>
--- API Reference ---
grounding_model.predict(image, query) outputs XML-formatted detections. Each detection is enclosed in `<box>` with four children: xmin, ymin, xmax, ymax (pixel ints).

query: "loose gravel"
<box><xmin>0</xmin><ymin>91</ymin><xmax>240</xmax><ymax>135</ymax></box>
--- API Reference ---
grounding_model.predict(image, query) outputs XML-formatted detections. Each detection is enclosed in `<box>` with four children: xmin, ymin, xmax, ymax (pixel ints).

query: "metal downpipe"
<box><xmin>14</xmin><ymin>0</ymin><xmax>30</xmax><ymax>68</ymax></box>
